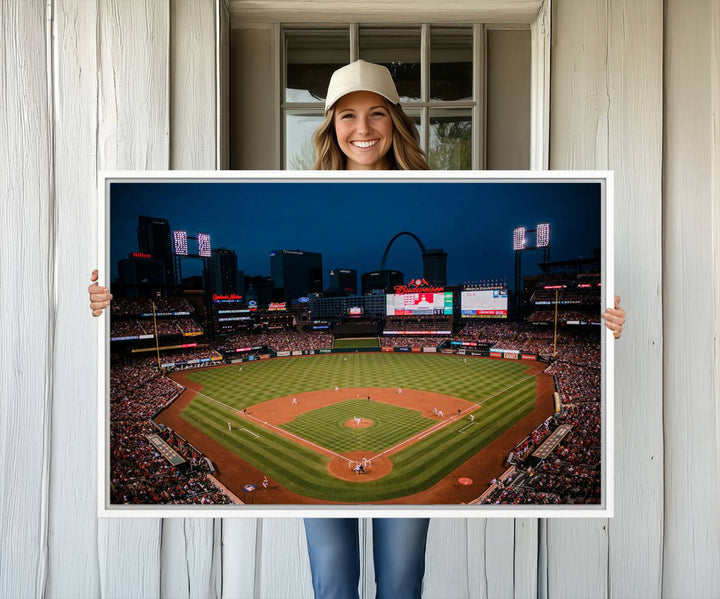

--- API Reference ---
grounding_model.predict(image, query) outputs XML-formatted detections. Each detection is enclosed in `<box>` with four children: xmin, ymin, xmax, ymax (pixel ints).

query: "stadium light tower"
<box><xmin>537</xmin><ymin>223</ymin><xmax>550</xmax><ymax>247</ymax></box>
<box><xmin>513</xmin><ymin>223</ymin><xmax>552</xmax><ymax>312</ymax></box>
<box><xmin>173</xmin><ymin>229</ymin><xmax>212</xmax><ymax>284</ymax></box>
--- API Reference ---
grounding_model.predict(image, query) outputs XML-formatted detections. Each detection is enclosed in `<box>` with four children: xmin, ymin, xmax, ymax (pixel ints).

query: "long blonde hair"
<box><xmin>312</xmin><ymin>100</ymin><xmax>430</xmax><ymax>171</ymax></box>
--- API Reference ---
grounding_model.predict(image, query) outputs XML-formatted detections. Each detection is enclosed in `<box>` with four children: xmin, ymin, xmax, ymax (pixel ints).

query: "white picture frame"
<box><xmin>97</xmin><ymin>170</ymin><xmax>614</xmax><ymax>518</ymax></box>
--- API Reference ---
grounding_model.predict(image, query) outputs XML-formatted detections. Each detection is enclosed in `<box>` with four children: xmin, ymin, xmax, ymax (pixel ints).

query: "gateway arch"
<box><xmin>379</xmin><ymin>231</ymin><xmax>447</xmax><ymax>286</ymax></box>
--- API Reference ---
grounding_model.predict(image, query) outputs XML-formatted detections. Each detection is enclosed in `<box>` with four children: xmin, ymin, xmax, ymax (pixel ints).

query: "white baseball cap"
<box><xmin>324</xmin><ymin>60</ymin><xmax>400</xmax><ymax>112</ymax></box>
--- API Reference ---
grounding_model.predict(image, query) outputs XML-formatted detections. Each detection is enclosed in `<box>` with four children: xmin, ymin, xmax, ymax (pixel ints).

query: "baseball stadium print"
<box><xmin>98</xmin><ymin>171</ymin><xmax>614</xmax><ymax>517</ymax></box>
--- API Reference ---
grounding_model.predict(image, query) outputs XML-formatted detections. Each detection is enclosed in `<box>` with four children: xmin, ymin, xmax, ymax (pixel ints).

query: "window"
<box><xmin>283</xmin><ymin>25</ymin><xmax>479</xmax><ymax>170</ymax></box>
<box><xmin>228</xmin><ymin>22</ymin><xmax>533</xmax><ymax>170</ymax></box>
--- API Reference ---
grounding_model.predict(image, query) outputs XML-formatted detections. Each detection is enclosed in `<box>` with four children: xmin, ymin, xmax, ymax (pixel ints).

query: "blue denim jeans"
<box><xmin>304</xmin><ymin>518</ymin><xmax>430</xmax><ymax>599</ymax></box>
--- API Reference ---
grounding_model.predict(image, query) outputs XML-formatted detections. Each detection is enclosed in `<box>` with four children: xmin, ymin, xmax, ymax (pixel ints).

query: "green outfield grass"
<box><xmin>280</xmin><ymin>399</ymin><xmax>437</xmax><ymax>453</ymax></box>
<box><xmin>333</xmin><ymin>338</ymin><xmax>380</xmax><ymax>348</ymax></box>
<box><xmin>178</xmin><ymin>353</ymin><xmax>540</xmax><ymax>502</ymax></box>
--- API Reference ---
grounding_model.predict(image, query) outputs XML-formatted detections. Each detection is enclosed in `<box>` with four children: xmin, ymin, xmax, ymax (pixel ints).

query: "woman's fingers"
<box><xmin>89</xmin><ymin>270</ymin><xmax>112</xmax><ymax>316</ymax></box>
<box><xmin>601</xmin><ymin>306</ymin><xmax>624</xmax><ymax>339</ymax></box>
<box><xmin>602</xmin><ymin>296</ymin><xmax>625</xmax><ymax>339</ymax></box>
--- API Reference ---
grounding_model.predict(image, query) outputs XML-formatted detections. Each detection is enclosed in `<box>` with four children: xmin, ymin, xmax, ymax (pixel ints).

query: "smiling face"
<box><xmin>333</xmin><ymin>91</ymin><xmax>394</xmax><ymax>170</ymax></box>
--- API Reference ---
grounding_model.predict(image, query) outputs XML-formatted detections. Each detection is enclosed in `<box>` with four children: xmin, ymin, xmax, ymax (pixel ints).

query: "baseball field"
<box><xmin>158</xmin><ymin>353</ymin><xmax>553</xmax><ymax>504</ymax></box>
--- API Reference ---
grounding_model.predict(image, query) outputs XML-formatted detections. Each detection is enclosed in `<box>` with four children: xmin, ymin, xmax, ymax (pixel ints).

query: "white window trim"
<box><xmin>228</xmin><ymin>1</ymin><xmax>544</xmax><ymax>25</ymax></box>
<box><xmin>530</xmin><ymin>0</ymin><xmax>551</xmax><ymax>170</ymax></box>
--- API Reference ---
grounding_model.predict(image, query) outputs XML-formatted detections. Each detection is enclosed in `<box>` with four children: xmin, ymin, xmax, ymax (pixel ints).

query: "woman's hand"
<box><xmin>89</xmin><ymin>269</ymin><xmax>112</xmax><ymax>317</ymax></box>
<box><xmin>601</xmin><ymin>295</ymin><xmax>625</xmax><ymax>339</ymax></box>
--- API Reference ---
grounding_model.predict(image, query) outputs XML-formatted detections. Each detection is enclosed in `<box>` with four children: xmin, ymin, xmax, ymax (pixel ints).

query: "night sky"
<box><xmin>110</xmin><ymin>180</ymin><xmax>601</xmax><ymax>291</ymax></box>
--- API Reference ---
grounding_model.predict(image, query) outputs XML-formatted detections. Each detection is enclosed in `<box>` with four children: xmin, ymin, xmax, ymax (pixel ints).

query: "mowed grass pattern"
<box><xmin>281</xmin><ymin>399</ymin><xmax>436</xmax><ymax>453</ymax></box>
<box><xmin>179</xmin><ymin>354</ymin><xmax>539</xmax><ymax>502</ymax></box>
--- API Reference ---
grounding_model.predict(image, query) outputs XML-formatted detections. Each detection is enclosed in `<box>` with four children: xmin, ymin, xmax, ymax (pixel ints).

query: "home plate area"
<box><xmin>245</xmin><ymin>387</ymin><xmax>476</xmax><ymax>483</ymax></box>
<box><xmin>328</xmin><ymin>451</ymin><xmax>393</xmax><ymax>482</ymax></box>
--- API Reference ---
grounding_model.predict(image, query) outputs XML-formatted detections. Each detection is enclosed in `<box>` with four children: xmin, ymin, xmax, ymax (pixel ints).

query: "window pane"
<box><xmin>286</xmin><ymin>30</ymin><xmax>349</xmax><ymax>103</ymax></box>
<box><xmin>285</xmin><ymin>112</ymin><xmax>324</xmax><ymax>170</ymax></box>
<box><xmin>402</xmin><ymin>109</ymin><xmax>423</xmax><ymax>148</ymax></box>
<box><xmin>359</xmin><ymin>28</ymin><xmax>421</xmax><ymax>102</ymax></box>
<box><xmin>430</xmin><ymin>27</ymin><xmax>473</xmax><ymax>101</ymax></box>
<box><xmin>429</xmin><ymin>109</ymin><xmax>472</xmax><ymax>170</ymax></box>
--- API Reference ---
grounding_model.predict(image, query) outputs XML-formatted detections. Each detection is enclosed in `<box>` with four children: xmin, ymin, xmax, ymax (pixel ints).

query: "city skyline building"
<box><xmin>118</xmin><ymin>254</ymin><xmax>166</xmax><ymax>297</ymax></box>
<box><xmin>270</xmin><ymin>249</ymin><xmax>323</xmax><ymax>302</ymax></box>
<box><xmin>422</xmin><ymin>249</ymin><xmax>448</xmax><ymax>286</ymax></box>
<box><xmin>329</xmin><ymin>268</ymin><xmax>358</xmax><ymax>294</ymax></box>
<box><xmin>209</xmin><ymin>247</ymin><xmax>239</xmax><ymax>295</ymax></box>
<box><xmin>137</xmin><ymin>215</ymin><xmax>175</xmax><ymax>285</ymax></box>
<box><xmin>361</xmin><ymin>269</ymin><xmax>404</xmax><ymax>295</ymax></box>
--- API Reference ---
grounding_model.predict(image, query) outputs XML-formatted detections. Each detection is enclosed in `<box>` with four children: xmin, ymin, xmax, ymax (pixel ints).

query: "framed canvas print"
<box><xmin>97</xmin><ymin>171</ymin><xmax>614</xmax><ymax>518</ymax></box>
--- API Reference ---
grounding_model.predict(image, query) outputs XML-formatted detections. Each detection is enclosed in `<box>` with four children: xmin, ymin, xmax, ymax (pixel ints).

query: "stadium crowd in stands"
<box><xmin>214</xmin><ymin>329</ymin><xmax>333</xmax><ymax>353</ymax></box>
<box><xmin>111</xmin><ymin>317</ymin><xmax>203</xmax><ymax>338</ymax></box>
<box><xmin>379</xmin><ymin>336</ymin><xmax>446</xmax><ymax>348</ymax></box>
<box><xmin>383</xmin><ymin>317</ymin><xmax>451</xmax><ymax>334</ymax></box>
<box><xmin>479</xmin><ymin>330</ymin><xmax>602</xmax><ymax>505</ymax></box>
<box><xmin>161</xmin><ymin>348</ymin><xmax>224</xmax><ymax>371</ymax></box>
<box><xmin>528</xmin><ymin>310</ymin><xmax>601</xmax><ymax>324</ymax></box>
<box><xmin>109</xmin><ymin>355</ymin><xmax>232</xmax><ymax>505</ymax></box>
<box><xmin>111</xmin><ymin>296</ymin><xmax>195</xmax><ymax>316</ymax></box>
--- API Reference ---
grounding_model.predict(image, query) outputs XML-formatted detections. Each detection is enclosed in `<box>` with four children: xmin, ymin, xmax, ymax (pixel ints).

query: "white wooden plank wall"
<box><xmin>95</xmin><ymin>1</ymin><xmax>168</xmax><ymax>596</ymax></box>
<box><xmin>162</xmin><ymin>2</ymin><xmax>221</xmax><ymax>598</ymax></box>
<box><xmin>47</xmin><ymin>1</ymin><xmax>101</xmax><ymax>597</ymax></box>
<box><xmin>0</xmin><ymin>2</ymin><xmax>53</xmax><ymax>598</ymax></box>
<box><xmin>548</xmin><ymin>2</ymin><xmax>610</xmax><ymax>594</ymax></box>
<box><xmin>549</xmin><ymin>2</ymin><xmax>664</xmax><ymax>598</ymax></box>
<box><xmin>663</xmin><ymin>1</ymin><xmax>720</xmax><ymax>597</ymax></box>
<box><xmin>605</xmin><ymin>2</ymin><xmax>664</xmax><ymax>597</ymax></box>
<box><xmin>4</xmin><ymin>0</ymin><xmax>720</xmax><ymax>597</ymax></box>
<box><xmin>257</xmin><ymin>519</ymin><xmax>314</xmax><ymax>598</ymax></box>
<box><xmin>423</xmin><ymin>519</ymin><xmax>474</xmax><ymax>598</ymax></box>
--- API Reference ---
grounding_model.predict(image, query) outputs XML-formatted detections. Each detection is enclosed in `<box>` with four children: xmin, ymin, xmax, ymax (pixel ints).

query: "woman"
<box><xmin>302</xmin><ymin>60</ymin><xmax>433</xmax><ymax>599</ymax></box>
<box><xmin>88</xmin><ymin>60</ymin><xmax>626</xmax><ymax>599</ymax></box>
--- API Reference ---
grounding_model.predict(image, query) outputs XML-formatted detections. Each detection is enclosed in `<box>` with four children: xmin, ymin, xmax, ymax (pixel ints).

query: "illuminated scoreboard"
<box><xmin>461</xmin><ymin>289</ymin><xmax>508</xmax><ymax>318</ymax></box>
<box><xmin>386</xmin><ymin>292</ymin><xmax>453</xmax><ymax>316</ymax></box>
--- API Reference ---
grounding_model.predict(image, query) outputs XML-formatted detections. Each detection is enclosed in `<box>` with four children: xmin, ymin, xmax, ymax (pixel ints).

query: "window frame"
<box><xmin>281</xmin><ymin>23</ymin><xmax>487</xmax><ymax>170</ymax></box>
<box><xmin>261</xmin><ymin>2</ymin><xmax>550</xmax><ymax>171</ymax></box>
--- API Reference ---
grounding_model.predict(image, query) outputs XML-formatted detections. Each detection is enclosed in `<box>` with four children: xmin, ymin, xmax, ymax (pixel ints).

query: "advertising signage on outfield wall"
<box><xmin>112</xmin><ymin>334</ymin><xmax>155</xmax><ymax>342</ymax></box>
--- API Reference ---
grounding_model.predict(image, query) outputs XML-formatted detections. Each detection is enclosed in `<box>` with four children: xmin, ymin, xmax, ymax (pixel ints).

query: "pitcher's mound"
<box><xmin>328</xmin><ymin>451</ymin><xmax>393</xmax><ymax>482</ymax></box>
<box><xmin>344</xmin><ymin>418</ymin><xmax>373</xmax><ymax>428</ymax></box>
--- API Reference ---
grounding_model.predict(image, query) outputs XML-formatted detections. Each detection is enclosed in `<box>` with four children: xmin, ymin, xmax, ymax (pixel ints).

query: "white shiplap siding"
<box><xmin>96</xmin><ymin>0</ymin><xmax>169</xmax><ymax>595</ymax></box>
<box><xmin>663</xmin><ymin>1</ymin><xmax>720</xmax><ymax>596</ymax></box>
<box><xmin>0</xmin><ymin>1</ymin><xmax>53</xmax><ymax>598</ymax></box>
<box><xmin>48</xmin><ymin>0</ymin><xmax>101</xmax><ymax>596</ymax></box>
